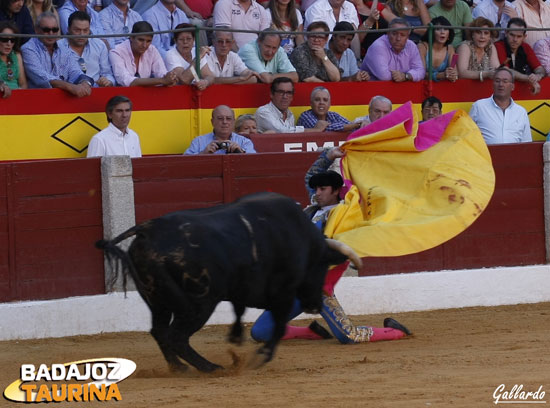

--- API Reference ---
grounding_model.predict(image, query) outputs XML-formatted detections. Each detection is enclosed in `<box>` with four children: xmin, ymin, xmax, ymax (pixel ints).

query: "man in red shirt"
<box><xmin>495</xmin><ymin>17</ymin><xmax>545</xmax><ymax>93</ymax></box>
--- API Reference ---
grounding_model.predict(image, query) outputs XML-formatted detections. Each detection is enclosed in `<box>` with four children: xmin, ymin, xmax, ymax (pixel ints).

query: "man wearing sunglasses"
<box><xmin>62</xmin><ymin>11</ymin><xmax>115</xmax><ymax>87</ymax></box>
<box><xmin>21</xmin><ymin>11</ymin><xmax>94</xmax><ymax>96</ymax></box>
<box><xmin>205</xmin><ymin>30</ymin><xmax>260</xmax><ymax>84</ymax></box>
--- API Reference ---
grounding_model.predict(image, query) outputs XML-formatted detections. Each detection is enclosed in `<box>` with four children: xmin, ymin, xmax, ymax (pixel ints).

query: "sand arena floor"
<box><xmin>1</xmin><ymin>302</ymin><xmax>549</xmax><ymax>408</ymax></box>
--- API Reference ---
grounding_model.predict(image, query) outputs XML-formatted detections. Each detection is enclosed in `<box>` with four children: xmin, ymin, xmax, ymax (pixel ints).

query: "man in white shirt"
<box><xmin>255</xmin><ymin>77</ymin><xmax>328</xmax><ymax>133</ymax></box>
<box><xmin>206</xmin><ymin>30</ymin><xmax>260</xmax><ymax>84</ymax></box>
<box><xmin>213</xmin><ymin>0</ymin><xmax>271</xmax><ymax>50</ymax></box>
<box><xmin>87</xmin><ymin>95</ymin><xmax>142</xmax><ymax>157</ymax></box>
<box><xmin>469</xmin><ymin>67</ymin><xmax>532</xmax><ymax>145</ymax></box>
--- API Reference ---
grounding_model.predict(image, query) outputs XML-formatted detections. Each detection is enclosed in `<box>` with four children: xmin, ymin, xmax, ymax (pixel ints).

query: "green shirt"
<box><xmin>429</xmin><ymin>0</ymin><xmax>473</xmax><ymax>48</ymax></box>
<box><xmin>0</xmin><ymin>51</ymin><xmax>20</xmax><ymax>89</ymax></box>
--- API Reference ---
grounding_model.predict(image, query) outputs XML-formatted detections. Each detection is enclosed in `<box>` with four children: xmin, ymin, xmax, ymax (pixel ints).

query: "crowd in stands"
<box><xmin>1</xmin><ymin>0</ymin><xmax>547</xmax><ymax>144</ymax></box>
<box><xmin>2</xmin><ymin>0</ymin><xmax>550</xmax><ymax>92</ymax></box>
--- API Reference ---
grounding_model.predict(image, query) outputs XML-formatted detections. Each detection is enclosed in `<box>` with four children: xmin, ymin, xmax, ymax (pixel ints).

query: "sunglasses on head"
<box><xmin>0</xmin><ymin>37</ymin><xmax>15</xmax><ymax>43</ymax></box>
<box><xmin>40</xmin><ymin>26</ymin><xmax>59</xmax><ymax>33</ymax></box>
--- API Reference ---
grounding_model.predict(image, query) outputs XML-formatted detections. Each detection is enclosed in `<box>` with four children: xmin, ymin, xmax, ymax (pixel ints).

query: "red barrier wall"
<box><xmin>0</xmin><ymin>159</ymin><xmax>105</xmax><ymax>302</ymax></box>
<box><xmin>132</xmin><ymin>153</ymin><xmax>319</xmax><ymax>223</ymax></box>
<box><xmin>0</xmin><ymin>143</ymin><xmax>546</xmax><ymax>303</ymax></box>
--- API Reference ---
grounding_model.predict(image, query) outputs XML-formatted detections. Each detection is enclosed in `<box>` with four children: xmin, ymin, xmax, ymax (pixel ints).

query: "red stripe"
<box><xmin>1</xmin><ymin>78</ymin><xmax>548</xmax><ymax>115</ymax></box>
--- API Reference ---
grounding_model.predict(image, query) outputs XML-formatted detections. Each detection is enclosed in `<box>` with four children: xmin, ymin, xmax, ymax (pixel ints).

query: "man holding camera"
<box><xmin>184</xmin><ymin>105</ymin><xmax>256</xmax><ymax>154</ymax></box>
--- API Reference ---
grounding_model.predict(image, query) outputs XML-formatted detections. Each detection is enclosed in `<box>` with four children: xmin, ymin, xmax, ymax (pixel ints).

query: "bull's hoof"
<box><xmin>249</xmin><ymin>345</ymin><xmax>274</xmax><ymax>369</ymax></box>
<box><xmin>228</xmin><ymin>335</ymin><xmax>243</xmax><ymax>345</ymax></box>
<box><xmin>228</xmin><ymin>333</ymin><xmax>244</xmax><ymax>345</ymax></box>
<box><xmin>196</xmin><ymin>362</ymin><xmax>223</xmax><ymax>373</ymax></box>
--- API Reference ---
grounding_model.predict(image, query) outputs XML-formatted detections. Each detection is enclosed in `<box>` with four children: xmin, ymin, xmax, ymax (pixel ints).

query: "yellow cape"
<box><xmin>324</xmin><ymin>102</ymin><xmax>495</xmax><ymax>257</ymax></box>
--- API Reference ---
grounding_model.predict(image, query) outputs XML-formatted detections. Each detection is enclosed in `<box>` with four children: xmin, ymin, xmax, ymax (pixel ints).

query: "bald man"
<box><xmin>184</xmin><ymin>105</ymin><xmax>257</xmax><ymax>154</ymax></box>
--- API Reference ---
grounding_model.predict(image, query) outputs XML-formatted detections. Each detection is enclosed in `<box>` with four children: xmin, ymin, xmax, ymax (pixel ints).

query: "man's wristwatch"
<box><xmin>405</xmin><ymin>72</ymin><xmax>412</xmax><ymax>81</ymax></box>
<box><xmin>323</xmin><ymin>55</ymin><xmax>328</xmax><ymax>61</ymax></box>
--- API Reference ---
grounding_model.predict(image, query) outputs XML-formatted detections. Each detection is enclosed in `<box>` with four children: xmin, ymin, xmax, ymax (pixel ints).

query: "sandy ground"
<box><xmin>1</xmin><ymin>302</ymin><xmax>549</xmax><ymax>408</ymax></box>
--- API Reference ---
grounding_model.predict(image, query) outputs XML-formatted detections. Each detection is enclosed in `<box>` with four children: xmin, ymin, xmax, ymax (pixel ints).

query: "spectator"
<box><xmin>58</xmin><ymin>0</ymin><xmax>105</xmax><ymax>36</ymax></box>
<box><xmin>304</xmin><ymin>0</ymin><xmax>360</xmax><ymax>57</ymax></box>
<box><xmin>87</xmin><ymin>95</ymin><xmax>142</xmax><ymax>157</ymax></box>
<box><xmin>534</xmin><ymin>37</ymin><xmax>550</xmax><ymax>76</ymax></box>
<box><xmin>0</xmin><ymin>0</ymin><xmax>34</xmax><ymax>41</ymax></box>
<box><xmin>25</xmin><ymin>0</ymin><xmax>59</xmax><ymax>25</ymax></box>
<box><xmin>383</xmin><ymin>0</ymin><xmax>431</xmax><ymax>43</ymax></box>
<box><xmin>495</xmin><ymin>18</ymin><xmax>544</xmax><ymax>94</ymax></box>
<box><xmin>206</xmin><ymin>30</ymin><xmax>260</xmax><ymax>84</ymax></box>
<box><xmin>164</xmin><ymin>23</ymin><xmax>214</xmax><ymax>90</ymax></box>
<box><xmin>238</xmin><ymin>29</ymin><xmax>298</xmax><ymax>83</ymax></box>
<box><xmin>266</xmin><ymin>0</ymin><xmax>304</xmax><ymax>56</ymax></box>
<box><xmin>353</xmin><ymin>0</ymin><xmax>386</xmax><ymax>55</ymax></box>
<box><xmin>304</xmin><ymin>0</ymin><xmax>359</xmax><ymax>30</ymax></box>
<box><xmin>353</xmin><ymin>95</ymin><xmax>392</xmax><ymax>124</ymax></box>
<box><xmin>255</xmin><ymin>76</ymin><xmax>327</xmax><ymax>133</ymax></box>
<box><xmin>513</xmin><ymin>0</ymin><xmax>550</xmax><ymax>47</ymax></box>
<box><xmin>109</xmin><ymin>21</ymin><xmax>177</xmax><ymax>87</ymax></box>
<box><xmin>328</xmin><ymin>21</ymin><xmax>369</xmax><ymax>81</ymax></box>
<box><xmin>61</xmin><ymin>11</ymin><xmax>114</xmax><ymax>87</ymax></box>
<box><xmin>184</xmin><ymin>104</ymin><xmax>256</xmax><ymax>154</ymax></box>
<box><xmin>235</xmin><ymin>113</ymin><xmax>258</xmax><ymax>135</ymax></box>
<box><xmin>297</xmin><ymin>86</ymin><xmax>361</xmax><ymax>131</ymax></box>
<box><xmin>213</xmin><ymin>0</ymin><xmax>271</xmax><ymax>50</ymax></box>
<box><xmin>0</xmin><ymin>20</ymin><xmax>27</xmax><ymax>93</ymax></box>
<box><xmin>21</xmin><ymin>12</ymin><xmax>94</xmax><ymax>95</ymax></box>
<box><xmin>472</xmin><ymin>0</ymin><xmax>517</xmax><ymax>39</ymax></box>
<box><xmin>360</xmin><ymin>18</ymin><xmax>425</xmax><ymax>82</ymax></box>
<box><xmin>457</xmin><ymin>17</ymin><xmax>499</xmax><ymax>81</ymax></box>
<box><xmin>142</xmin><ymin>0</ymin><xmax>189</xmax><ymax>59</ymax></box>
<box><xmin>429</xmin><ymin>0</ymin><xmax>473</xmax><ymax>48</ymax></box>
<box><xmin>421</xmin><ymin>96</ymin><xmax>443</xmax><ymax>121</ymax></box>
<box><xmin>417</xmin><ymin>16</ymin><xmax>458</xmax><ymax>82</ymax></box>
<box><xmin>289</xmin><ymin>20</ymin><xmax>341</xmax><ymax>82</ymax></box>
<box><xmin>99</xmin><ymin>0</ymin><xmax>142</xmax><ymax>49</ymax></box>
<box><xmin>469</xmin><ymin>67</ymin><xmax>531</xmax><ymax>144</ymax></box>
<box><xmin>174</xmin><ymin>0</ymin><xmax>211</xmax><ymax>47</ymax></box>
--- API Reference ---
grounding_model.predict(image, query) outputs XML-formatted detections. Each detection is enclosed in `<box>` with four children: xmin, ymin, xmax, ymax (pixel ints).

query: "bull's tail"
<box><xmin>95</xmin><ymin>225</ymin><xmax>143</xmax><ymax>293</ymax></box>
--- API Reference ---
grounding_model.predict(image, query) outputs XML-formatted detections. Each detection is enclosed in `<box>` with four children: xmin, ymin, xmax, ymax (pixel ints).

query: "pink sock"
<box><xmin>369</xmin><ymin>327</ymin><xmax>406</xmax><ymax>342</ymax></box>
<box><xmin>282</xmin><ymin>325</ymin><xmax>324</xmax><ymax>340</ymax></box>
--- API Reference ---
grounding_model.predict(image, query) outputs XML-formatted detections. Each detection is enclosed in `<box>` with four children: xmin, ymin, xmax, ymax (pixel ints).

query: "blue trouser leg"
<box><xmin>320</xmin><ymin>294</ymin><xmax>373</xmax><ymax>344</ymax></box>
<box><xmin>250</xmin><ymin>298</ymin><xmax>303</xmax><ymax>342</ymax></box>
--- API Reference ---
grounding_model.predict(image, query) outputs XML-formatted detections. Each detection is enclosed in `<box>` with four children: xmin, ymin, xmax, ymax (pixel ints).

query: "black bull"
<box><xmin>96</xmin><ymin>192</ymin><xmax>361</xmax><ymax>372</ymax></box>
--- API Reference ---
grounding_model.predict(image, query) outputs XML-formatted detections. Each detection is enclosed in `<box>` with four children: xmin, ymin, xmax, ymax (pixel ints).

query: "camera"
<box><xmin>216</xmin><ymin>141</ymin><xmax>230</xmax><ymax>151</ymax></box>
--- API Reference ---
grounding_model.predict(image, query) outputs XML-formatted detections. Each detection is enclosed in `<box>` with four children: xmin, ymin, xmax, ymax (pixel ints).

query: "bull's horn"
<box><xmin>326</xmin><ymin>239</ymin><xmax>363</xmax><ymax>270</ymax></box>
